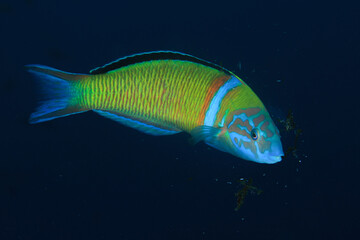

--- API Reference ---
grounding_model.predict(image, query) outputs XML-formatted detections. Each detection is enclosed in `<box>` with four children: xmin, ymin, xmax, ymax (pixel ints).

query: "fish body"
<box><xmin>27</xmin><ymin>51</ymin><xmax>283</xmax><ymax>164</ymax></box>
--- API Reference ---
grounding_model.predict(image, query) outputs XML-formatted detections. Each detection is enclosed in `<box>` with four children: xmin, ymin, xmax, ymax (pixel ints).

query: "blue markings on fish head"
<box><xmin>224</xmin><ymin>108</ymin><xmax>284</xmax><ymax>164</ymax></box>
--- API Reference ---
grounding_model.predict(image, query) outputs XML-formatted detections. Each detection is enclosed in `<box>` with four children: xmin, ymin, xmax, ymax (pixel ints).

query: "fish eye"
<box><xmin>251</xmin><ymin>128</ymin><xmax>259</xmax><ymax>140</ymax></box>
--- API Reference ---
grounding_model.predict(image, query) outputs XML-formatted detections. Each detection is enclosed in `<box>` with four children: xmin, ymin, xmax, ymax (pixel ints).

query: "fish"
<box><xmin>27</xmin><ymin>51</ymin><xmax>284</xmax><ymax>164</ymax></box>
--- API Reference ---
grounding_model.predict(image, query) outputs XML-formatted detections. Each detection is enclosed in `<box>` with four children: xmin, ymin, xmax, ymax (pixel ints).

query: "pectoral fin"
<box><xmin>189</xmin><ymin>125</ymin><xmax>222</xmax><ymax>145</ymax></box>
<box><xmin>190</xmin><ymin>125</ymin><xmax>233</xmax><ymax>155</ymax></box>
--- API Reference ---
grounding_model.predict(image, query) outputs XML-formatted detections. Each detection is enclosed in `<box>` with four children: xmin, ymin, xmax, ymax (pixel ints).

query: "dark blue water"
<box><xmin>1</xmin><ymin>0</ymin><xmax>359</xmax><ymax>239</ymax></box>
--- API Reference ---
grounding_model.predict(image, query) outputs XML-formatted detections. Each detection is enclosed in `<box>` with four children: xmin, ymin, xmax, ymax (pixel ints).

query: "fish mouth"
<box><xmin>266</xmin><ymin>155</ymin><xmax>283</xmax><ymax>164</ymax></box>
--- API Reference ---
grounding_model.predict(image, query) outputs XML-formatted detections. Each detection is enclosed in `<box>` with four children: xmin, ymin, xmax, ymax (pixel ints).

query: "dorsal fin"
<box><xmin>89</xmin><ymin>51</ymin><xmax>232</xmax><ymax>75</ymax></box>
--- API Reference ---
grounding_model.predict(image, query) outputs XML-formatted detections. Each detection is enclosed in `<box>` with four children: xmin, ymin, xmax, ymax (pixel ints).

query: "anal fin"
<box><xmin>94</xmin><ymin>110</ymin><xmax>181</xmax><ymax>136</ymax></box>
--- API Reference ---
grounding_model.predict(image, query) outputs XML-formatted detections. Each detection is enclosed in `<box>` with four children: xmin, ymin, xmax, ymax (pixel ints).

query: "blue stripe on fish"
<box><xmin>204</xmin><ymin>76</ymin><xmax>241</xmax><ymax>127</ymax></box>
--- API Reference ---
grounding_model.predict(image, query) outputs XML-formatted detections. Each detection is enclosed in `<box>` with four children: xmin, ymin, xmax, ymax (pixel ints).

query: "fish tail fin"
<box><xmin>26</xmin><ymin>64</ymin><xmax>89</xmax><ymax>124</ymax></box>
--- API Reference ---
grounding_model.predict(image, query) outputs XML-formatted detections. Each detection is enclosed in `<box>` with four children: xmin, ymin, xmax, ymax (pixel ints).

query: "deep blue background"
<box><xmin>1</xmin><ymin>0</ymin><xmax>359</xmax><ymax>239</ymax></box>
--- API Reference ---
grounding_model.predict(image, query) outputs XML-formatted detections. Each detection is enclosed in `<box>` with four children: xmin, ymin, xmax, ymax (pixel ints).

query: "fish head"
<box><xmin>222</xmin><ymin>107</ymin><xmax>284</xmax><ymax>164</ymax></box>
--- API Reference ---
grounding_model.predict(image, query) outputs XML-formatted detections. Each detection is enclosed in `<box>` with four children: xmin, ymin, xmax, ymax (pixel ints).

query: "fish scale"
<box><xmin>74</xmin><ymin>60</ymin><xmax>227</xmax><ymax>132</ymax></box>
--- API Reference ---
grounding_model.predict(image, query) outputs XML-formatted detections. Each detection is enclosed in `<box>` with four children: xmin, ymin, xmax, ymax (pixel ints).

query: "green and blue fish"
<box><xmin>27</xmin><ymin>51</ymin><xmax>284</xmax><ymax>164</ymax></box>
